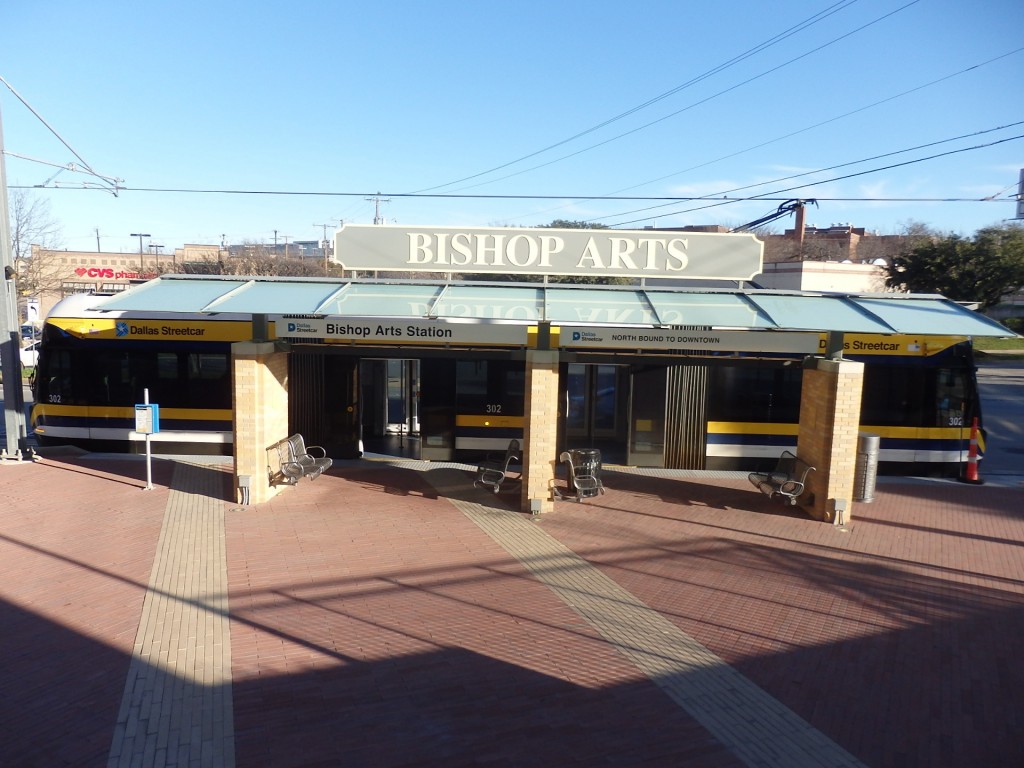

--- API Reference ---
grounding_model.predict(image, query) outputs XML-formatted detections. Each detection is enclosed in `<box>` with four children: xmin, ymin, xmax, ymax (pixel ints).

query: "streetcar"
<box><xmin>30</xmin><ymin>293</ymin><xmax>983</xmax><ymax>476</ymax></box>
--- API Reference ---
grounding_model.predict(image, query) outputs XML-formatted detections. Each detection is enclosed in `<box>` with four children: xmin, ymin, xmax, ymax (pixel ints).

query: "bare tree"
<box><xmin>181</xmin><ymin>242</ymin><xmax>327</xmax><ymax>277</ymax></box>
<box><xmin>9</xmin><ymin>190</ymin><xmax>63</xmax><ymax>305</ymax></box>
<box><xmin>10</xmin><ymin>189</ymin><xmax>62</xmax><ymax>261</ymax></box>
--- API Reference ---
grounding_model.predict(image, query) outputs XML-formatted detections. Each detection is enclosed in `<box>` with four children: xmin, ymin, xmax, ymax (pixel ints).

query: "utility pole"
<box><xmin>95</xmin><ymin>228</ymin><xmax>101</xmax><ymax>252</ymax></box>
<box><xmin>365</xmin><ymin>193</ymin><xmax>391</xmax><ymax>225</ymax></box>
<box><xmin>313</xmin><ymin>221</ymin><xmax>341</xmax><ymax>274</ymax></box>
<box><xmin>131</xmin><ymin>232</ymin><xmax>150</xmax><ymax>275</ymax></box>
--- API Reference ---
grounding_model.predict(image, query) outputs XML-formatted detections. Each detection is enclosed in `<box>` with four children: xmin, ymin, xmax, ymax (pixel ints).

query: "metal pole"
<box><xmin>131</xmin><ymin>232</ymin><xmax>150</xmax><ymax>275</ymax></box>
<box><xmin>143</xmin><ymin>388</ymin><xmax>153</xmax><ymax>491</ymax></box>
<box><xmin>0</xmin><ymin>98</ymin><xmax>28</xmax><ymax>456</ymax></box>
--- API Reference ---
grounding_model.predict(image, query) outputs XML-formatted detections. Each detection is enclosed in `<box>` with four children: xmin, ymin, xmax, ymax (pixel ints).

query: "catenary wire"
<box><xmin>422</xmin><ymin>0</ymin><xmax>922</xmax><ymax>196</ymax></box>
<box><xmin>478</xmin><ymin>46</ymin><xmax>1024</xmax><ymax>224</ymax></box>
<box><xmin>0</xmin><ymin>74</ymin><xmax>122</xmax><ymax>193</ymax></box>
<box><xmin>19</xmin><ymin>124</ymin><xmax>1015</xmax><ymax>209</ymax></box>
<box><xmin>605</xmin><ymin>47</ymin><xmax>1024</xmax><ymax>198</ymax></box>
<box><xmin>588</xmin><ymin>121</ymin><xmax>1024</xmax><ymax>224</ymax></box>
<box><xmin>410</xmin><ymin>0</ymin><xmax>869</xmax><ymax>194</ymax></box>
<box><xmin>605</xmin><ymin>132</ymin><xmax>1024</xmax><ymax>227</ymax></box>
<box><xmin>17</xmin><ymin>183</ymin><xmax>1011</xmax><ymax>205</ymax></box>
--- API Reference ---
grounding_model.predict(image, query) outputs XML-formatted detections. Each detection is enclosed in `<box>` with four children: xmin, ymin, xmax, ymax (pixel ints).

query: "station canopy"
<box><xmin>91</xmin><ymin>274</ymin><xmax>1015</xmax><ymax>337</ymax></box>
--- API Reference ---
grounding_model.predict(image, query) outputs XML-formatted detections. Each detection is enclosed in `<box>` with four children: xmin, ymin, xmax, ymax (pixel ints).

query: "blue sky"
<box><xmin>3</xmin><ymin>0</ymin><xmax>1023</xmax><ymax>255</ymax></box>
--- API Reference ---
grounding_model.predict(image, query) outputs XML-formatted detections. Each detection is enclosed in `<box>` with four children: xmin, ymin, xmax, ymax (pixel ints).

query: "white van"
<box><xmin>20</xmin><ymin>340</ymin><xmax>40</xmax><ymax>367</ymax></box>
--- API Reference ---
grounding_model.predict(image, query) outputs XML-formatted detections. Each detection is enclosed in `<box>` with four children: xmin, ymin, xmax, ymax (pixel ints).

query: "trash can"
<box><xmin>854</xmin><ymin>433</ymin><xmax>880</xmax><ymax>502</ymax></box>
<box><xmin>571</xmin><ymin>448</ymin><xmax>602</xmax><ymax>485</ymax></box>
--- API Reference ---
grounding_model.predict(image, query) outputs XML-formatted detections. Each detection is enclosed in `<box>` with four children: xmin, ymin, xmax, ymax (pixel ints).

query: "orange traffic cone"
<box><xmin>959</xmin><ymin>416</ymin><xmax>984</xmax><ymax>485</ymax></box>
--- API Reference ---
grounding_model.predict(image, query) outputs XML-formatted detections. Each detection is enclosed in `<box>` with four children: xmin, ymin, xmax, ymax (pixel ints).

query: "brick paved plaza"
<box><xmin>1</xmin><ymin>453</ymin><xmax>1022</xmax><ymax>767</ymax></box>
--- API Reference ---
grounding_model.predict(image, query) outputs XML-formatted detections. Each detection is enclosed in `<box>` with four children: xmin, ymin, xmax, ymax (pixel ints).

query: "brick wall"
<box><xmin>797</xmin><ymin>357</ymin><xmax>865</xmax><ymax>523</ymax></box>
<box><xmin>232</xmin><ymin>342</ymin><xmax>289</xmax><ymax>505</ymax></box>
<box><xmin>521</xmin><ymin>350</ymin><xmax>560</xmax><ymax>514</ymax></box>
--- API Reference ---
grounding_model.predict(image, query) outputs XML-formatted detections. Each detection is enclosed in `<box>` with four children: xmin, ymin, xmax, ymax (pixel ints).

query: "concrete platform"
<box><xmin>1</xmin><ymin>452</ymin><xmax>1022</xmax><ymax>767</ymax></box>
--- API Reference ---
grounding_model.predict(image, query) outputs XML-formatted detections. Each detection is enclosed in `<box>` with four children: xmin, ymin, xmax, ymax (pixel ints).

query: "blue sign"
<box><xmin>134</xmin><ymin>404</ymin><xmax>160</xmax><ymax>434</ymax></box>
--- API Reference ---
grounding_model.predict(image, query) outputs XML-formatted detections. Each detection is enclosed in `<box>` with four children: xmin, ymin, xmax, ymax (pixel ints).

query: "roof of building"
<box><xmin>91</xmin><ymin>274</ymin><xmax>1016</xmax><ymax>337</ymax></box>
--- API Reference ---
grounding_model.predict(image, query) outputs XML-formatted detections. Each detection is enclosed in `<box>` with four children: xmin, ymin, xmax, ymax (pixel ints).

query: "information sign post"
<box><xmin>135</xmin><ymin>389</ymin><xmax>160</xmax><ymax>491</ymax></box>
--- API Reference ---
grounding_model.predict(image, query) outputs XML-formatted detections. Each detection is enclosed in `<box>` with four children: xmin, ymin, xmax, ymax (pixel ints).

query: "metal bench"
<box><xmin>270</xmin><ymin>433</ymin><xmax>332</xmax><ymax>485</ymax></box>
<box><xmin>748</xmin><ymin>450</ymin><xmax>814</xmax><ymax>506</ymax></box>
<box><xmin>474</xmin><ymin>439</ymin><xmax>521</xmax><ymax>493</ymax></box>
<box><xmin>555</xmin><ymin>449</ymin><xmax>605</xmax><ymax>502</ymax></box>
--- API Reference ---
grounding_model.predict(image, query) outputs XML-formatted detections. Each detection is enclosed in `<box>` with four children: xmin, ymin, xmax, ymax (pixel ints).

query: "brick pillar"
<box><xmin>796</xmin><ymin>357</ymin><xmax>864</xmax><ymax>523</ymax></box>
<box><xmin>232</xmin><ymin>341</ymin><xmax>289</xmax><ymax>505</ymax></box>
<box><xmin>521</xmin><ymin>349</ymin><xmax>560</xmax><ymax>514</ymax></box>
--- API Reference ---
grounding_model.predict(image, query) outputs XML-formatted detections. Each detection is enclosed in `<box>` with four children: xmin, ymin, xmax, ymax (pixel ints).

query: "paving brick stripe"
<box><xmin>422</xmin><ymin>464</ymin><xmax>865</xmax><ymax>768</ymax></box>
<box><xmin>107</xmin><ymin>461</ymin><xmax>235</xmax><ymax>768</ymax></box>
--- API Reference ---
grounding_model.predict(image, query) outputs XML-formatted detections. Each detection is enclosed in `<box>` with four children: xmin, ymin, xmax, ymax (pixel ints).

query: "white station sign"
<box><xmin>275</xmin><ymin>316</ymin><xmax>528</xmax><ymax>346</ymax></box>
<box><xmin>335</xmin><ymin>224</ymin><xmax>764</xmax><ymax>280</ymax></box>
<box><xmin>561</xmin><ymin>327</ymin><xmax>821</xmax><ymax>354</ymax></box>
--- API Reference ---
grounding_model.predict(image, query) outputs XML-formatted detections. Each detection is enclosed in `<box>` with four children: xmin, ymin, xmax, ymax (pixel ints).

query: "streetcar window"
<box><xmin>860</xmin><ymin>366</ymin><xmax>926</xmax><ymax>427</ymax></box>
<box><xmin>933</xmin><ymin>367</ymin><xmax>967</xmax><ymax>428</ymax></box>
<box><xmin>186</xmin><ymin>352</ymin><xmax>231</xmax><ymax>408</ymax></box>
<box><xmin>39</xmin><ymin>348</ymin><xmax>80</xmax><ymax>405</ymax></box>
<box><xmin>189</xmin><ymin>353</ymin><xmax>229</xmax><ymax>380</ymax></box>
<box><xmin>94</xmin><ymin>352</ymin><xmax>138</xmax><ymax>405</ymax></box>
<box><xmin>157</xmin><ymin>352</ymin><xmax>178</xmax><ymax>380</ymax></box>
<box><xmin>456</xmin><ymin>360</ymin><xmax>524</xmax><ymax>415</ymax></box>
<box><xmin>706</xmin><ymin>365</ymin><xmax>802</xmax><ymax>423</ymax></box>
<box><xmin>456</xmin><ymin>361</ymin><xmax>487</xmax><ymax>398</ymax></box>
<box><xmin>505</xmin><ymin>369</ymin><xmax>525</xmax><ymax>399</ymax></box>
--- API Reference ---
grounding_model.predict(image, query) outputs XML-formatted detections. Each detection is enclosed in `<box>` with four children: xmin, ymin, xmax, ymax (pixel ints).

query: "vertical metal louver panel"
<box><xmin>664</xmin><ymin>363</ymin><xmax>708</xmax><ymax>469</ymax></box>
<box><xmin>289</xmin><ymin>352</ymin><xmax>328</xmax><ymax>446</ymax></box>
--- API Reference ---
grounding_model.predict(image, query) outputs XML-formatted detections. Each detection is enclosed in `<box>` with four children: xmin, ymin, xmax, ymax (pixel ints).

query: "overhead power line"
<box><xmin>15</xmin><ymin>183</ymin><xmax>1013</xmax><ymax>206</ymax></box>
<box><xmin>16</xmin><ymin>124</ymin><xmax>1019</xmax><ymax>213</ymax></box>
<box><xmin>592</xmin><ymin>121</ymin><xmax>1024</xmax><ymax>224</ymax></box>
<box><xmin>606</xmin><ymin>46</ymin><xmax>1024</xmax><ymax>198</ymax></box>
<box><xmin>606</xmin><ymin>132</ymin><xmax>1024</xmax><ymax>227</ymax></box>
<box><xmin>417</xmin><ymin>0</ymin><xmax>922</xmax><ymax>195</ymax></box>
<box><xmin>412</xmin><ymin>0</ymin><xmax>864</xmax><ymax>194</ymax></box>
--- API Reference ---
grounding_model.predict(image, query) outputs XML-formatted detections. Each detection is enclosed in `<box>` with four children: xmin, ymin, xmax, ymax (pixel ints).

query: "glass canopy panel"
<box><xmin>94</xmin><ymin>279</ymin><xmax>250</xmax><ymax>313</ymax></box>
<box><xmin>322</xmin><ymin>284</ymin><xmax>444</xmax><ymax>317</ymax></box>
<box><xmin>431</xmin><ymin>285</ymin><xmax>545</xmax><ymax>321</ymax></box>
<box><xmin>851</xmin><ymin>297</ymin><xmax>1014</xmax><ymax>337</ymax></box>
<box><xmin>747</xmin><ymin>294</ymin><xmax>895</xmax><ymax>333</ymax></box>
<box><xmin>206</xmin><ymin>281</ymin><xmax>344</xmax><ymax>314</ymax></box>
<box><xmin>544</xmin><ymin>287</ymin><xmax>657</xmax><ymax>324</ymax></box>
<box><xmin>88</xmin><ymin>277</ymin><xmax>1016</xmax><ymax>338</ymax></box>
<box><xmin>646</xmin><ymin>292</ymin><xmax>775</xmax><ymax>328</ymax></box>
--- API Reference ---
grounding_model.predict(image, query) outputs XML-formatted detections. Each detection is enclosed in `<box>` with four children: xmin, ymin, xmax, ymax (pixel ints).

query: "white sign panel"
<box><xmin>1017</xmin><ymin>168</ymin><xmax>1024</xmax><ymax>220</ymax></box>
<box><xmin>335</xmin><ymin>224</ymin><xmax>764</xmax><ymax>280</ymax></box>
<box><xmin>561</xmin><ymin>327</ymin><xmax>820</xmax><ymax>354</ymax></box>
<box><xmin>134</xmin><ymin>404</ymin><xmax>160</xmax><ymax>434</ymax></box>
<box><xmin>275</xmin><ymin>316</ymin><xmax>528</xmax><ymax>346</ymax></box>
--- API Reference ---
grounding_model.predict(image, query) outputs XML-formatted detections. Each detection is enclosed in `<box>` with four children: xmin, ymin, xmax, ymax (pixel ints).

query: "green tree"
<box><xmin>884</xmin><ymin>223</ymin><xmax>1024</xmax><ymax>310</ymax></box>
<box><xmin>538</xmin><ymin>219</ymin><xmax>608</xmax><ymax>231</ymax></box>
